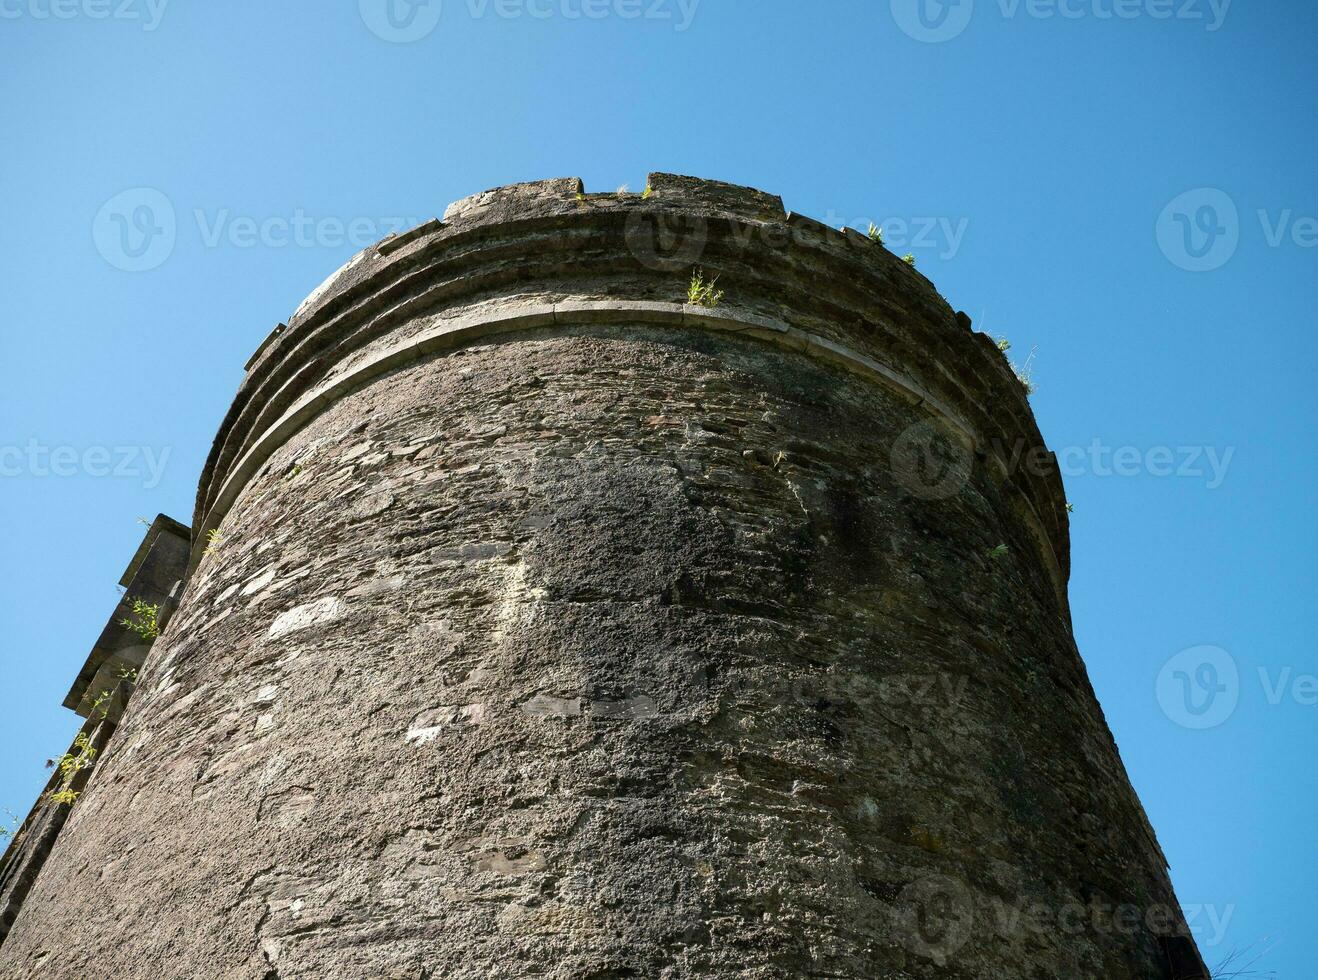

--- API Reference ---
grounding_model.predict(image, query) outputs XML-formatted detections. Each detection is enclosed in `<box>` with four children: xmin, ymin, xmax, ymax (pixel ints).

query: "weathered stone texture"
<box><xmin>0</xmin><ymin>175</ymin><xmax>1205</xmax><ymax>979</ymax></box>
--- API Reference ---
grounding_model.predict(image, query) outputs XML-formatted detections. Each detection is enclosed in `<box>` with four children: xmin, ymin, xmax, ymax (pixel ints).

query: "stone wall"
<box><xmin>0</xmin><ymin>175</ymin><xmax>1208</xmax><ymax>978</ymax></box>
<box><xmin>0</xmin><ymin>514</ymin><xmax>187</xmax><ymax>946</ymax></box>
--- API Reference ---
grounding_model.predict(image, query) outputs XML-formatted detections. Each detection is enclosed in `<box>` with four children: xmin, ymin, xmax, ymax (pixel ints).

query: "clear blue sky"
<box><xmin>2</xmin><ymin>1</ymin><xmax>1313</xmax><ymax>974</ymax></box>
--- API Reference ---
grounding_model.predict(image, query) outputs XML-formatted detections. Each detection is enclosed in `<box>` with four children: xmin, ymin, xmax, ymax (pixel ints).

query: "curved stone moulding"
<box><xmin>193</xmin><ymin>299</ymin><xmax>1071</xmax><ymax>609</ymax></box>
<box><xmin>195</xmin><ymin>173</ymin><xmax>1071</xmax><ymax>595</ymax></box>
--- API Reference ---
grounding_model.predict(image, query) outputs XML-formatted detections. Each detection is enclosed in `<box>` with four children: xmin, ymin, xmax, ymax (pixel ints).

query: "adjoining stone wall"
<box><xmin>0</xmin><ymin>176</ymin><xmax>1207</xmax><ymax>979</ymax></box>
<box><xmin>0</xmin><ymin>515</ymin><xmax>187</xmax><ymax>949</ymax></box>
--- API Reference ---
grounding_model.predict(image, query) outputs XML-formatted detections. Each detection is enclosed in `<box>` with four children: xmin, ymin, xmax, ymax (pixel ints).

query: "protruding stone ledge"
<box><xmin>244</xmin><ymin>322</ymin><xmax>287</xmax><ymax>372</ymax></box>
<box><xmin>377</xmin><ymin>217</ymin><xmax>444</xmax><ymax>256</ymax></box>
<box><xmin>785</xmin><ymin>211</ymin><xmax>837</xmax><ymax>239</ymax></box>
<box><xmin>205</xmin><ymin>175</ymin><xmax>1071</xmax><ymax>596</ymax></box>
<box><xmin>192</xmin><ymin>301</ymin><xmax>1072</xmax><ymax>606</ymax></box>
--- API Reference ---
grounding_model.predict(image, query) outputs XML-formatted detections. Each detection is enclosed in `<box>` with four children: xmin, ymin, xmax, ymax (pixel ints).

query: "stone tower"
<box><xmin>0</xmin><ymin>175</ymin><xmax>1209</xmax><ymax>978</ymax></box>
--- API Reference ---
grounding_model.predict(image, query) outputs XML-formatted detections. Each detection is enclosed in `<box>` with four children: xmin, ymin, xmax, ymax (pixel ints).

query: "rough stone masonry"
<box><xmin>0</xmin><ymin>174</ymin><xmax>1210</xmax><ymax>978</ymax></box>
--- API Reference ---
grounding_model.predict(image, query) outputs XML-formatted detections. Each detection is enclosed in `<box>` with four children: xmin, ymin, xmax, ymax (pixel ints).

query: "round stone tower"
<box><xmin>0</xmin><ymin>175</ymin><xmax>1208</xmax><ymax>978</ymax></box>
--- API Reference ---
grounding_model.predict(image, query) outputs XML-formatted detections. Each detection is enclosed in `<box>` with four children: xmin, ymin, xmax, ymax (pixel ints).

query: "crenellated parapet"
<box><xmin>199</xmin><ymin>174</ymin><xmax>1069</xmax><ymax>597</ymax></box>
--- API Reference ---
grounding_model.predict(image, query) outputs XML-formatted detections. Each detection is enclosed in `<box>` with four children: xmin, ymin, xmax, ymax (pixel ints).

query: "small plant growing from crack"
<box><xmin>90</xmin><ymin>667</ymin><xmax>140</xmax><ymax>721</ymax></box>
<box><xmin>1013</xmin><ymin>346</ymin><xmax>1038</xmax><ymax>395</ymax></box>
<box><xmin>902</xmin><ymin>253</ymin><xmax>917</xmax><ymax>266</ymax></box>
<box><xmin>994</xmin><ymin>337</ymin><xmax>1038</xmax><ymax>396</ymax></box>
<box><xmin>121</xmin><ymin>599</ymin><xmax>161</xmax><ymax>642</ymax></box>
<box><xmin>89</xmin><ymin>689</ymin><xmax>113</xmax><ymax>720</ymax></box>
<box><xmin>642</xmin><ymin>183</ymin><xmax>654</xmax><ymax>200</ymax></box>
<box><xmin>867</xmin><ymin>223</ymin><xmax>884</xmax><ymax>244</ymax></box>
<box><xmin>46</xmin><ymin>733</ymin><xmax>97</xmax><ymax>807</ymax></box>
<box><xmin>1207</xmin><ymin>940</ymin><xmax>1278</xmax><ymax>980</ymax></box>
<box><xmin>204</xmin><ymin>527</ymin><xmax>224</xmax><ymax>556</ymax></box>
<box><xmin>987</xmin><ymin>544</ymin><xmax>1009</xmax><ymax>561</ymax></box>
<box><xmin>616</xmin><ymin>183</ymin><xmax>629</xmax><ymax>197</ymax></box>
<box><xmin>688</xmin><ymin>268</ymin><xmax>724</xmax><ymax>308</ymax></box>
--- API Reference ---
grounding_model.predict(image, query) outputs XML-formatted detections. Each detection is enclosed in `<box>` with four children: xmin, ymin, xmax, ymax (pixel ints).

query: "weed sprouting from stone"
<box><xmin>993</xmin><ymin>337</ymin><xmax>1038</xmax><ymax>395</ymax></box>
<box><xmin>46</xmin><ymin>733</ymin><xmax>97</xmax><ymax>807</ymax></box>
<box><xmin>120</xmin><ymin>599</ymin><xmax>160</xmax><ymax>642</ymax></box>
<box><xmin>1013</xmin><ymin>347</ymin><xmax>1038</xmax><ymax>395</ymax></box>
<box><xmin>688</xmin><ymin>268</ymin><xmax>724</xmax><ymax>308</ymax></box>
<box><xmin>204</xmin><ymin>527</ymin><xmax>224</xmax><ymax>557</ymax></box>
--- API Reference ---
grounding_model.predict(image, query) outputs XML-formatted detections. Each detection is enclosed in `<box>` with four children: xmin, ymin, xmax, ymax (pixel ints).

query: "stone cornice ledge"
<box><xmin>190</xmin><ymin>300</ymin><xmax>1066</xmax><ymax>604</ymax></box>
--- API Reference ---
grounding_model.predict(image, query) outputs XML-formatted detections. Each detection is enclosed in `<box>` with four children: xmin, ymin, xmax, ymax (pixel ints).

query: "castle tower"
<box><xmin>0</xmin><ymin>175</ymin><xmax>1208</xmax><ymax>978</ymax></box>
